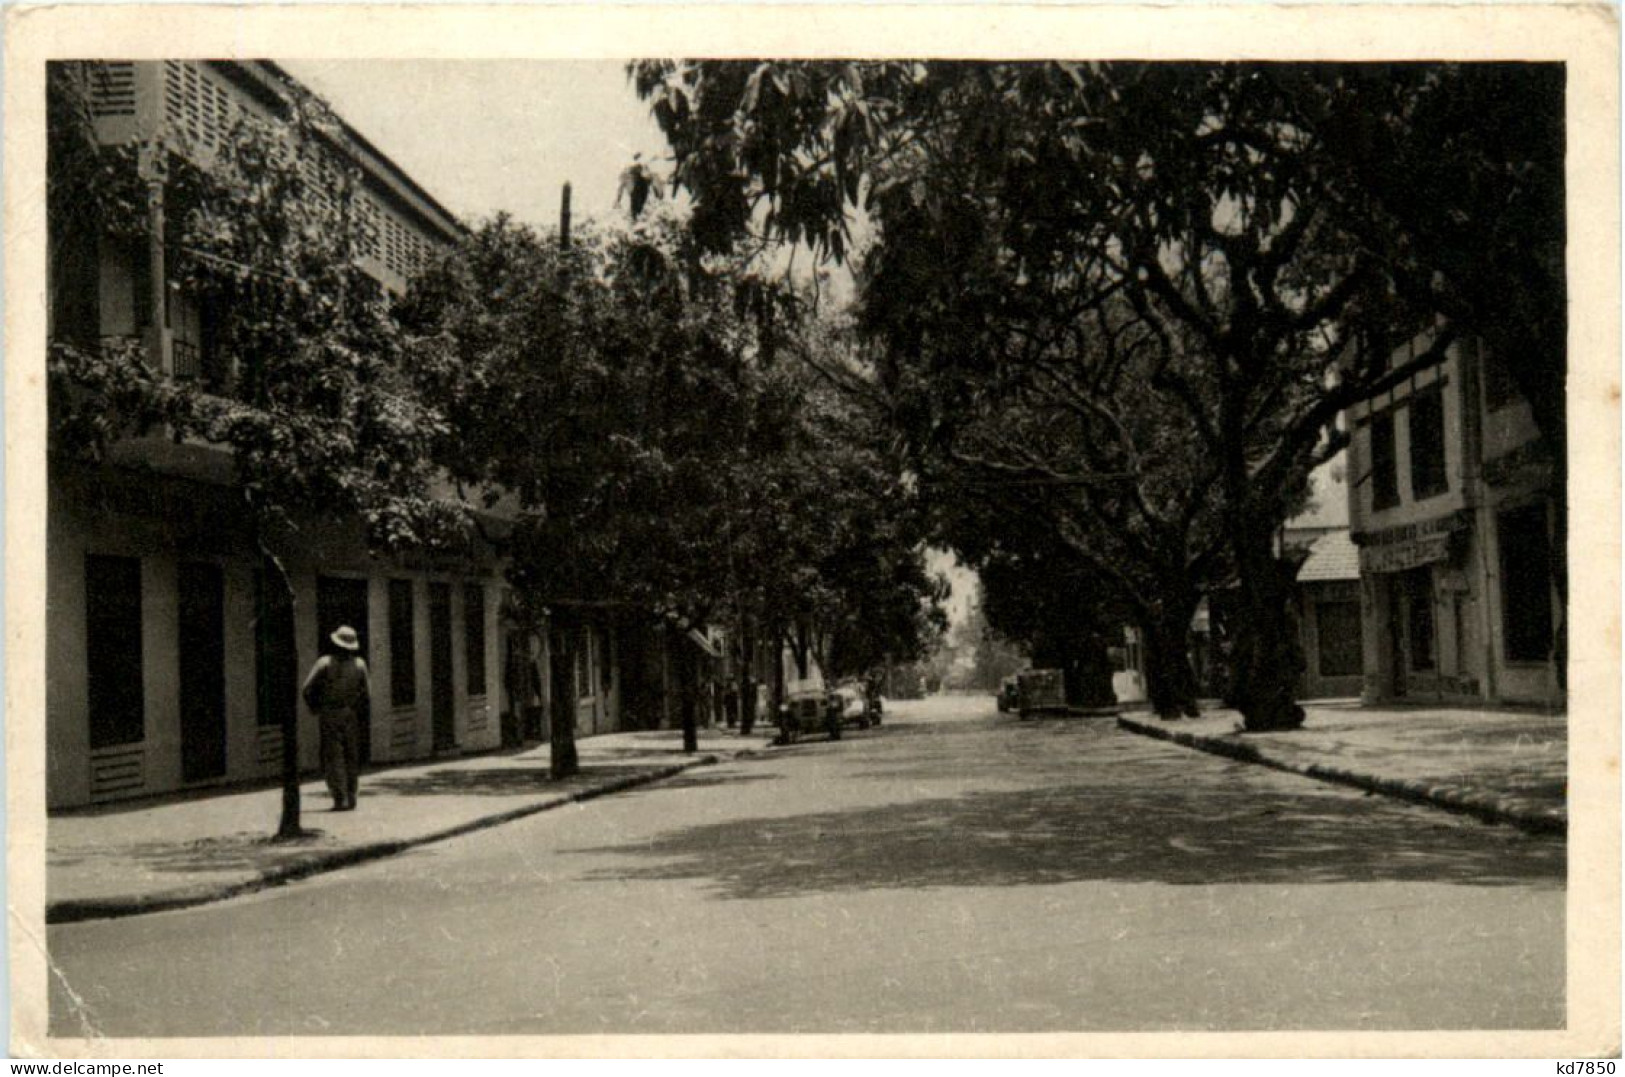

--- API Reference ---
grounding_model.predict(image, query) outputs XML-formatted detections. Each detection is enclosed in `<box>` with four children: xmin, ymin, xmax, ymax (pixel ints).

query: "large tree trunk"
<box><xmin>1140</xmin><ymin>591</ymin><xmax>1202</xmax><ymax>719</ymax></box>
<box><xmin>263</xmin><ymin>547</ymin><xmax>304</xmax><ymax>841</ymax></box>
<box><xmin>550</xmin><ymin>620</ymin><xmax>580</xmax><ymax>779</ymax></box>
<box><xmin>1229</xmin><ymin>519</ymin><xmax>1306</xmax><ymax>732</ymax></box>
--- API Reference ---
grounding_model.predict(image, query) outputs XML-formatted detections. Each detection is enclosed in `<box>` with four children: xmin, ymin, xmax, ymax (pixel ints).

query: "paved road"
<box><xmin>48</xmin><ymin>695</ymin><xmax>1564</xmax><ymax>1036</ymax></box>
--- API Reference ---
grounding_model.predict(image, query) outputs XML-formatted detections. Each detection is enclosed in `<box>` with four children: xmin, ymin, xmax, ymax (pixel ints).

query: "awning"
<box><xmin>1358</xmin><ymin>531</ymin><xmax>1452</xmax><ymax>574</ymax></box>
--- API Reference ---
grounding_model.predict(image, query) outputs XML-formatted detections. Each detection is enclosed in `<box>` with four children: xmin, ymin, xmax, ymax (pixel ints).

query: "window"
<box><xmin>1315</xmin><ymin>601</ymin><xmax>1363</xmax><ymax>678</ymax></box>
<box><xmin>1370</xmin><ymin>411</ymin><xmax>1399</xmax><ymax>510</ymax></box>
<box><xmin>1499</xmin><ymin>504</ymin><xmax>1556</xmax><ymax>663</ymax></box>
<box><xmin>389</xmin><ymin>579</ymin><xmax>416</xmax><ymax>707</ymax></box>
<box><xmin>101</xmin><ymin>239</ymin><xmax>154</xmax><ymax>337</ymax></box>
<box><xmin>1408</xmin><ymin>389</ymin><xmax>1448</xmax><ymax>500</ymax></box>
<box><xmin>599</xmin><ymin>627</ymin><xmax>613</xmax><ymax>692</ymax></box>
<box><xmin>163</xmin><ymin>61</ymin><xmax>237</xmax><ymax>151</ymax></box>
<box><xmin>316</xmin><ymin>576</ymin><xmax>369</xmax><ymax>658</ymax></box>
<box><xmin>87</xmin><ymin>62</ymin><xmax>137</xmax><ymax>118</ymax></box>
<box><xmin>463</xmin><ymin>583</ymin><xmax>486</xmax><ymax>697</ymax></box>
<box><xmin>1483</xmin><ymin>348</ymin><xmax>1519</xmax><ymax>411</ymax></box>
<box><xmin>86</xmin><ymin>555</ymin><xmax>144</xmax><ymax>749</ymax></box>
<box><xmin>575</xmin><ymin>630</ymin><xmax>592</xmax><ymax>699</ymax></box>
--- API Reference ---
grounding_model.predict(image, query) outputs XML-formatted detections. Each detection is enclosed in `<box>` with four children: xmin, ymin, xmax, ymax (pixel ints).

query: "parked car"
<box><xmin>1016</xmin><ymin>668</ymin><xmax>1067</xmax><ymax>717</ymax></box>
<box><xmin>777</xmin><ymin>687</ymin><xmax>840</xmax><ymax>743</ymax></box>
<box><xmin>776</xmin><ymin>682</ymin><xmax>878</xmax><ymax>744</ymax></box>
<box><xmin>829</xmin><ymin>684</ymin><xmax>871</xmax><ymax>730</ymax></box>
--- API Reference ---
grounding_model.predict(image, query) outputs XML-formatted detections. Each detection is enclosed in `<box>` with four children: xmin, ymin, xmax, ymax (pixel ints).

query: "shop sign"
<box><xmin>1359</xmin><ymin>531</ymin><xmax>1452</xmax><ymax>574</ymax></box>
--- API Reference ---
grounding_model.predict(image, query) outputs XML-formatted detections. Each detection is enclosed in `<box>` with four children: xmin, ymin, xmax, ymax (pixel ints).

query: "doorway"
<box><xmin>177</xmin><ymin>561</ymin><xmax>227</xmax><ymax>782</ymax></box>
<box><xmin>1387</xmin><ymin>567</ymin><xmax>1437</xmax><ymax>697</ymax></box>
<box><xmin>254</xmin><ymin>567</ymin><xmax>299</xmax><ymax>744</ymax></box>
<box><xmin>316</xmin><ymin>575</ymin><xmax>371</xmax><ymax>764</ymax></box>
<box><xmin>429</xmin><ymin>582</ymin><xmax>456</xmax><ymax>752</ymax></box>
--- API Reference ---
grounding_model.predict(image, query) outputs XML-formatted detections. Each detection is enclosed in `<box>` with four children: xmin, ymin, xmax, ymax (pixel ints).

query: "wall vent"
<box><xmin>89</xmin><ymin>744</ymin><xmax>144</xmax><ymax>801</ymax></box>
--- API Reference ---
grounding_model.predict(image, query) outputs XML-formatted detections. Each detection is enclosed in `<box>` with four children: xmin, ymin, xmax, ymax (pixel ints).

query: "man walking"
<box><xmin>302</xmin><ymin>626</ymin><xmax>371</xmax><ymax>811</ymax></box>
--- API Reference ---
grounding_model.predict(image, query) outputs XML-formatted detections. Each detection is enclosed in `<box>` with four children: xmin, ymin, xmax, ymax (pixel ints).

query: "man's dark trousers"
<box><xmin>319</xmin><ymin>708</ymin><xmax>361</xmax><ymax>809</ymax></box>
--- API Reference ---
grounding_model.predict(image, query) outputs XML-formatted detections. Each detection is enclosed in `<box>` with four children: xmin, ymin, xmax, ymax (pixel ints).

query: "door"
<box><xmin>177</xmin><ymin>561</ymin><xmax>227</xmax><ymax>782</ymax></box>
<box><xmin>316</xmin><ymin>575</ymin><xmax>371</xmax><ymax>763</ymax></box>
<box><xmin>1399</xmin><ymin>568</ymin><xmax>1436</xmax><ymax>695</ymax></box>
<box><xmin>429</xmin><ymin>582</ymin><xmax>456</xmax><ymax>751</ymax></box>
<box><xmin>1384</xmin><ymin>576</ymin><xmax>1406</xmax><ymax>698</ymax></box>
<box><xmin>86</xmin><ymin>555</ymin><xmax>145</xmax><ymax>751</ymax></box>
<box><xmin>254</xmin><ymin>568</ymin><xmax>298</xmax><ymax>740</ymax></box>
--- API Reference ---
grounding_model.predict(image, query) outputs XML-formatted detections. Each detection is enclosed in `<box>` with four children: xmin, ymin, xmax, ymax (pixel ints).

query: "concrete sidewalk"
<box><xmin>47</xmin><ymin>727</ymin><xmax>774</xmax><ymax>924</ymax></box>
<box><xmin>1118</xmin><ymin>701</ymin><xmax>1566</xmax><ymax>835</ymax></box>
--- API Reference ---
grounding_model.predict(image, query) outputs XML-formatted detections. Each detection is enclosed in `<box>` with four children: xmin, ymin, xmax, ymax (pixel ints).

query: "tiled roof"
<box><xmin>1297</xmin><ymin>529</ymin><xmax>1361</xmax><ymax>582</ymax></box>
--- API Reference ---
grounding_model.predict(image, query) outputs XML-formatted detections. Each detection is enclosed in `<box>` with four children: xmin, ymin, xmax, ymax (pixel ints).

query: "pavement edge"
<box><xmin>1116</xmin><ymin>715</ymin><xmax>1566</xmax><ymax>837</ymax></box>
<box><xmin>46</xmin><ymin>753</ymin><xmax>724</xmax><ymax>926</ymax></box>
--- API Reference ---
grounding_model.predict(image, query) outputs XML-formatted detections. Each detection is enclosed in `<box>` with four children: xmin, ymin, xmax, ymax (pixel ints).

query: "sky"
<box><xmin>280</xmin><ymin>60</ymin><xmax>674</xmax><ymax>231</ymax></box>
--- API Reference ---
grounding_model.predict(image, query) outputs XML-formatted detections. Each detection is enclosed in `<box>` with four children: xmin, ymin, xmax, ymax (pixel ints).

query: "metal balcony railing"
<box><xmin>171</xmin><ymin>337</ymin><xmax>202</xmax><ymax>381</ymax></box>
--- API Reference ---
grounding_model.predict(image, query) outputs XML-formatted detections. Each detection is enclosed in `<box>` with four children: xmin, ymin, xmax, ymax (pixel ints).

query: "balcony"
<box><xmin>171</xmin><ymin>337</ymin><xmax>202</xmax><ymax>381</ymax></box>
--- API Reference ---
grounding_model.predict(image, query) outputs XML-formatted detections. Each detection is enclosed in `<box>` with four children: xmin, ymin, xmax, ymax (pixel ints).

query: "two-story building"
<box><xmin>46</xmin><ymin>60</ymin><xmax>627</xmax><ymax>809</ymax></box>
<box><xmin>1345</xmin><ymin>330</ymin><xmax>1563</xmax><ymax>708</ymax></box>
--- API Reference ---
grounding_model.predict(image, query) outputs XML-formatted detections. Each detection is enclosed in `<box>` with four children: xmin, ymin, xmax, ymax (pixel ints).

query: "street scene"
<box><xmin>49</xmin><ymin>696</ymin><xmax>1564</xmax><ymax>1036</ymax></box>
<box><xmin>37</xmin><ymin>54</ymin><xmax>1577</xmax><ymax>1046</ymax></box>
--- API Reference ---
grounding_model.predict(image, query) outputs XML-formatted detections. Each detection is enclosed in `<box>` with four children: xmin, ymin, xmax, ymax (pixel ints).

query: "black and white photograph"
<box><xmin>7</xmin><ymin>2</ymin><xmax>1618</xmax><ymax>1059</ymax></box>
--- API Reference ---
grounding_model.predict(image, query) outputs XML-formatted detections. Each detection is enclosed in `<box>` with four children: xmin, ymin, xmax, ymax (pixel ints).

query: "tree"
<box><xmin>48</xmin><ymin>63</ymin><xmax>466</xmax><ymax>837</ymax></box>
<box><xmin>695</xmin><ymin>315</ymin><xmax>948</xmax><ymax>728</ymax></box>
<box><xmin>631</xmin><ymin>60</ymin><xmax>1564</xmax><ymax>730</ymax></box>
<box><xmin>887</xmin><ymin>276</ymin><xmax>1229</xmax><ymax>718</ymax></box>
<box><xmin>402</xmin><ymin>214</ymin><xmax>932</xmax><ymax>767</ymax></box>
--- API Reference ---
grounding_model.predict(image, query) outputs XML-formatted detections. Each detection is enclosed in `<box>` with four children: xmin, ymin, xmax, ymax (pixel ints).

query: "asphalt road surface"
<box><xmin>48</xmin><ymin>695</ymin><xmax>1564</xmax><ymax>1036</ymax></box>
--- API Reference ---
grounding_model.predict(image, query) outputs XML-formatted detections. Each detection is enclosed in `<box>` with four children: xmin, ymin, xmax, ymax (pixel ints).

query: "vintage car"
<box><xmin>776</xmin><ymin>687</ymin><xmax>840</xmax><ymax>743</ymax></box>
<box><xmin>1015</xmin><ymin>668</ymin><xmax>1067</xmax><ymax>718</ymax></box>
<box><xmin>829</xmin><ymin>684</ymin><xmax>870</xmax><ymax>728</ymax></box>
<box><xmin>777</xmin><ymin>683</ymin><xmax>877</xmax><ymax>743</ymax></box>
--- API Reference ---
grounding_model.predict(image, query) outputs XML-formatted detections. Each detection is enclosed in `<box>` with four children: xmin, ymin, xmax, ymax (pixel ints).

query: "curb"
<box><xmin>47</xmin><ymin>754</ymin><xmax>722</xmax><ymax>925</ymax></box>
<box><xmin>1116</xmin><ymin>716</ymin><xmax>1566</xmax><ymax>837</ymax></box>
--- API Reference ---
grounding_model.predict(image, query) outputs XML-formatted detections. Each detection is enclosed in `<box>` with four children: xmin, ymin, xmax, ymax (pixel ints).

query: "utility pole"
<box><xmin>559</xmin><ymin>181</ymin><xmax>572</xmax><ymax>251</ymax></box>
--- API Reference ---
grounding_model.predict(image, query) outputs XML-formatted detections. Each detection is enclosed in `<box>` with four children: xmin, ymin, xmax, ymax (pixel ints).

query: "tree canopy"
<box><xmin>400</xmin><ymin>211</ymin><xmax>947</xmax><ymax>758</ymax></box>
<box><xmin>631</xmin><ymin>59</ymin><xmax>1565</xmax><ymax>728</ymax></box>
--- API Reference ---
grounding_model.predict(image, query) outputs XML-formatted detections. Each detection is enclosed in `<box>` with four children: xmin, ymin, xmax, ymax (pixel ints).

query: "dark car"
<box><xmin>777</xmin><ymin>683</ymin><xmax>876</xmax><ymax>744</ymax></box>
<box><xmin>776</xmin><ymin>687</ymin><xmax>839</xmax><ymax>743</ymax></box>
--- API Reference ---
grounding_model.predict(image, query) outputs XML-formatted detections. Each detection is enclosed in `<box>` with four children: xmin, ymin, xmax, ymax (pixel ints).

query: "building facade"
<box><xmin>1290</xmin><ymin>530</ymin><xmax>1364</xmax><ymax>700</ymax></box>
<box><xmin>46</xmin><ymin>60</ymin><xmax>556</xmax><ymax>809</ymax></box>
<box><xmin>1345</xmin><ymin>332</ymin><xmax>1563</xmax><ymax>708</ymax></box>
<box><xmin>1280</xmin><ymin>463</ymin><xmax>1364</xmax><ymax>701</ymax></box>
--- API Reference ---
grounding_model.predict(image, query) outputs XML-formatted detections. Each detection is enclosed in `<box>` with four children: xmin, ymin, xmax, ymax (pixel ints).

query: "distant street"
<box><xmin>50</xmin><ymin>695</ymin><xmax>1564</xmax><ymax>1036</ymax></box>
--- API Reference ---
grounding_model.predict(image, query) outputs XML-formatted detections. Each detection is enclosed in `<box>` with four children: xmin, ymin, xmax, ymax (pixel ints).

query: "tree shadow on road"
<box><xmin>567</xmin><ymin>779</ymin><xmax>1564</xmax><ymax>896</ymax></box>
